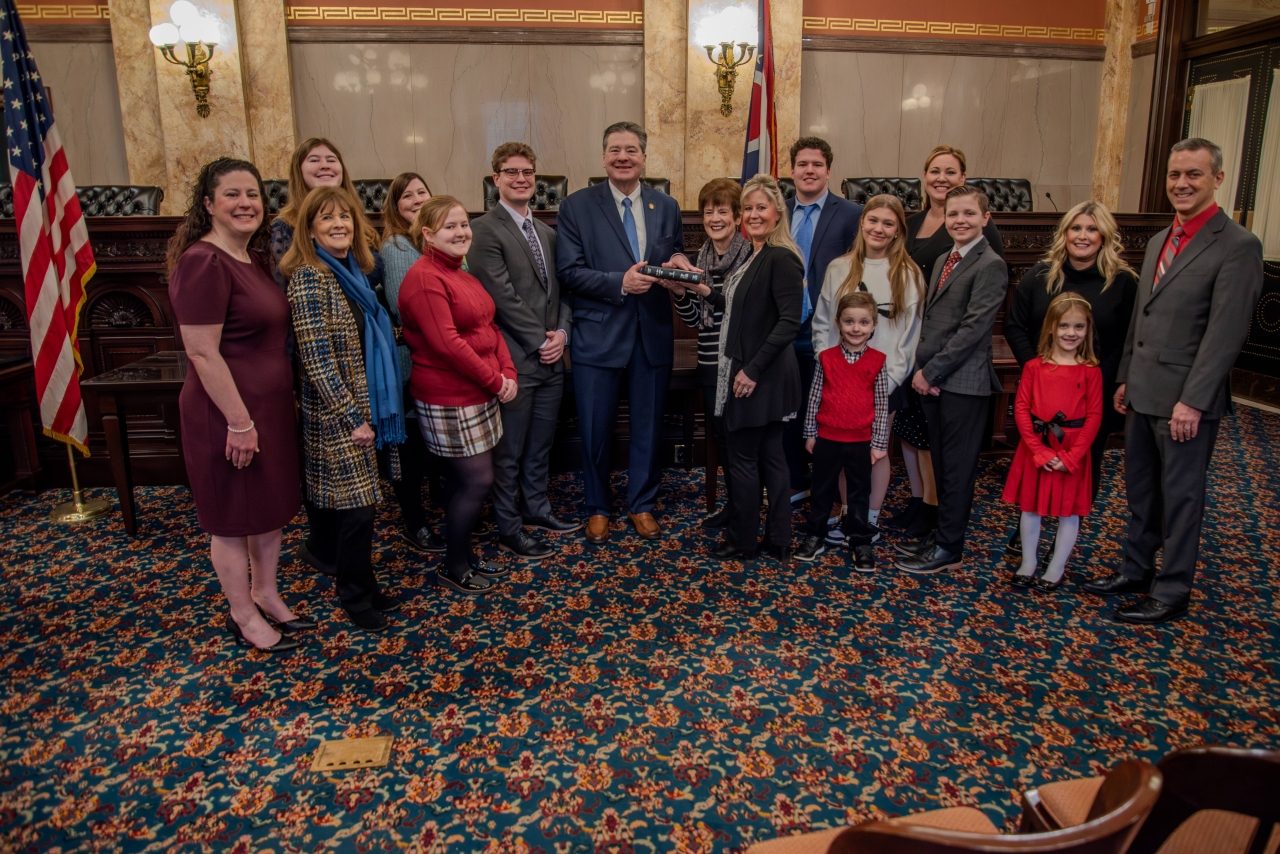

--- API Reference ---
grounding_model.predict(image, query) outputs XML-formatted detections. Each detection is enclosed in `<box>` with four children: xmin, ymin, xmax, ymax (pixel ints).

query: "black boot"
<box><xmin>903</xmin><ymin>503</ymin><xmax>937</xmax><ymax>539</ymax></box>
<box><xmin>883</xmin><ymin>496</ymin><xmax>922</xmax><ymax>531</ymax></box>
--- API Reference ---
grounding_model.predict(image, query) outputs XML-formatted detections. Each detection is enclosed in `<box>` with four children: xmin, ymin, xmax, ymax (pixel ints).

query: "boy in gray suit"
<box><xmin>896</xmin><ymin>185</ymin><xmax>1007</xmax><ymax>575</ymax></box>
<box><xmin>470</xmin><ymin>143</ymin><xmax>579</xmax><ymax>559</ymax></box>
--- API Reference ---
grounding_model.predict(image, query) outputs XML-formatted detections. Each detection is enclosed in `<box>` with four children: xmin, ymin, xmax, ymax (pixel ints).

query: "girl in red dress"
<box><xmin>1003</xmin><ymin>293</ymin><xmax>1103</xmax><ymax>591</ymax></box>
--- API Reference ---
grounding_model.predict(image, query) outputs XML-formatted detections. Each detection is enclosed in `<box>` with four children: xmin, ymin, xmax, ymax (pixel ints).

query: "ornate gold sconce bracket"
<box><xmin>157</xmin><ymin>41</ymin><xmax>216</xmax><ymax>118</ymax></box>
<box><xmin>704</xmin><ymin>41</ymin><xmax>756</xmax><ymax>117</ymax></box>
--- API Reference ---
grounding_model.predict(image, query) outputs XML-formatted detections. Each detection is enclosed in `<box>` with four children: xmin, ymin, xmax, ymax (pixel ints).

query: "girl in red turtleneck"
<box><xmin>398</xmin><ymin>196</ymin><xmax>517</xmax><ymax>595</ymax></box>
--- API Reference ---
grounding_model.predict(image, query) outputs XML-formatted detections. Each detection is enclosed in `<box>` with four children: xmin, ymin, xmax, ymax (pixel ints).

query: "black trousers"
<box><xmin>807</xmin><ymin>437</ymin><xmax>876</xmax><ymax>545</ymax></box>
<box><xmin>390</xmin><ymin>411</ymin><xmax>444</xmax><ymax>533</ymax></box>
<box><xmin>782</xmin><ymin>345</ymin><xmax>816</xmax><ymax>491</ymax></box>
<box><xmin>920</xmin><ymin>391</ymin><xmax>989</xmax><ymax>554</ymax></box>
<box><xmin>493</xmin><ymin>372</ymin><xmax>563</xmax><ymax>536</ymax></box>
<box><xmin>700</xmin><ymin>380</ymin><xmax>732</xmax><ymax>512</ymax></box>
<box><xmin>726</xmin><ymin>421</ymin><xmax>791</xmax><ymax>551</ymax></box>
<box><xmin>1120</xmin><ymin>410</ymin><xmax>1221</xmax><ymax>607</ymax></box>
<box><xmin>303</xmin><ymin>500</ymin><xmax>379</xmax><ymax>613</ymax></box>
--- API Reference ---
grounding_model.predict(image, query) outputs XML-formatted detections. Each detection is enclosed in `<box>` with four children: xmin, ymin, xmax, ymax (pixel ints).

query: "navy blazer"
<box><xmin>556</xmin><ymin>181</ymin><xmax>686</xmax><ymax>369</ymax></box>
<box><xmin>786</xmin><ymin>191</ymin><xmax>862</xmax><ymax>353</ymax></box>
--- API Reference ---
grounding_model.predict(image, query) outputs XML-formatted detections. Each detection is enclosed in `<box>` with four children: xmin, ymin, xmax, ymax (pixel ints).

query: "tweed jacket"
<box><xmin>914</xmin><ymin>236</ymin><xmax>1006</xmax><ymax>396</ymax></box>
<box><xmin>1116</xmin><ymin>208</ymin><xmax>1263</xmax><ymax>420</ymax></box>
<box><xmin>288</xmin><ymin>263</ymin><xmax>384</xmax><ymax>509</ymax></box>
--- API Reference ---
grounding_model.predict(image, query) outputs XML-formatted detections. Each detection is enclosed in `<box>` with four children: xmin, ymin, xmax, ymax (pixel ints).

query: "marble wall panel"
<box><xmin>29</xmin><ymin>42</ymin><xmax>130</xmax><ymax>187</ymax></box>
<box><xmin>239</xmin><ymin>0</ymin><xmax>297</xmax><ymax>179</ymax></box>
<box><xmin>800</xmin><ymin>50</ymin><xmax>1103</xmax><ymax>211</ymax></box>
<box><xmin>1119</xmin><ymin>52</ymin><xmax>1155</xmax><ymax>212</ymax></box>
<box><xmin>291</xmin><ymin>43</ymin><xmax>644</xmax><ymax>210</ymax></box>
<box><xmin>645</xmin><ymin>0</ymin><xmax>687</xmax><ymax>202</ymax></box>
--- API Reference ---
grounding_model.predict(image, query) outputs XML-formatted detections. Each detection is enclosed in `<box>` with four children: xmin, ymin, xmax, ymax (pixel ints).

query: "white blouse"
<box><xmin>810</xmin><ymin>255</ymin><xmax>923</xmax><ymax>395</ymax></box>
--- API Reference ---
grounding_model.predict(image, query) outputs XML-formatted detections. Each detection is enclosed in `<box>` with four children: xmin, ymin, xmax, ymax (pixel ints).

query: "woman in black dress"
<box><xmin>1004</xmin><ymin>201</ymin><xmax>1137</xmax><ymax>548</ymax></box>
<box><xmin>891</xmin><ymin>145</ymin><xmax>1006</xmax><ymax>536</ymax></box>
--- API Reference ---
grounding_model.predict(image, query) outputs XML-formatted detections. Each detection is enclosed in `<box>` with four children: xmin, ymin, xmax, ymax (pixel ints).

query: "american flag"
<box><xmin>740</xmin><ymin>0</ymin><xmax>777</xmax><ymax>182</ymax></box>
<box><xmin>2</xmin><ymin>0</ymin><xmax>95</xmax><ymax>453</ymax></box>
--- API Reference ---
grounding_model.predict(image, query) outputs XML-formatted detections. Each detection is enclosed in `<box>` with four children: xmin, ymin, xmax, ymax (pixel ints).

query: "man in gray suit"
<box><xmin>470</xmin><ymin>142</ymin><xmax>579</xmax><ymax>559</ymax></box>
<box><xmin>1086</xmin><ymin>138</ymin><xmax>1263</xmax><ymax>623</ymax></box>
<box><xmin>895</xmin><ymin>185</ymin><xmax>1007</xmax><ymax>576</ymax></box>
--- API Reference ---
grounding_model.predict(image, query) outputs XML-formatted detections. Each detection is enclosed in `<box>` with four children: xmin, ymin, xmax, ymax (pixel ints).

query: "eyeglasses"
<box><xmin>499</xmin><ymin>168</ymin><xmax>536</xmax><ymax>179</ymax></box>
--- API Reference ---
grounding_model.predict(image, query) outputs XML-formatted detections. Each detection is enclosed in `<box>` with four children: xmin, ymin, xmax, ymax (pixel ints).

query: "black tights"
<box><xmin>442</xmin><ymin>451</ymin><xmax>494</xmax><ymax>577</ymax></box>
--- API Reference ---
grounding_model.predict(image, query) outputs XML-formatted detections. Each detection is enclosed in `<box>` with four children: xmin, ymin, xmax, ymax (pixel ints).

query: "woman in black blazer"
<box><xmin>712</xmin><ymin>175</ymin><xmax>804</xmax><ymax>562</ymax></box>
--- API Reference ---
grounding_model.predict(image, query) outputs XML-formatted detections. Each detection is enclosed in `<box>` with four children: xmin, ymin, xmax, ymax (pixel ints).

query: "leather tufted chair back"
<box><xmin>587</xmin><ymin>176</ymin><xmax>672</xmax><ymax>195</ymax></box>
<box><xmin>965</xmin><ymin>177</ymin><xmax>1034</xmax><ymax>212</ymax></box>
<box><xmin>482</xmin><ymin>174</ymin><xmax>569</xmax><ymax>211</ymax></box>
<box><xmin>0</xmin><ymin>184</ymin><xmax>164</xmax><ymax>217</ymax></box>
<box><xmin>842</xmin><ymin>178</ymin><xmax>923</xmax><ymax>211</ymax></box>
<box><xmin>259</xmin><ymin>179</ymin><xmax>391</xmax><ymax>215</ymax></box>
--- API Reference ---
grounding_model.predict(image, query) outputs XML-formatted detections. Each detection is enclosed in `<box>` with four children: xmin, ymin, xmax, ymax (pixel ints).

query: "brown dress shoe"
<box><xmin>628</xmin><ymin>512</ymin><xmax>662</xmax><ymax>540</ymax></box>
<box><xmin>585</xmin><ymin>514</ymin><xmax>610</xmax><ymax>544</ymax></box>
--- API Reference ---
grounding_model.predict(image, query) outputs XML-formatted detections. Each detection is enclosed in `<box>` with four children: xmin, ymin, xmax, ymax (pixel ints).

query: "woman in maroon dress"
<box><xmin>167</xmin><ymin>158</ymin><xmax>310</xmax><ymax>653</ymax></box>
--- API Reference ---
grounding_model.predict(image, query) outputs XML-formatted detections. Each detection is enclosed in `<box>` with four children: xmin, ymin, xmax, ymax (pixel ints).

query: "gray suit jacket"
<box><xmin>1117</xmin><ymin>209</ymin><xmax>1263</xmax><ymax>420</ymax></box>
<box><xmin>469</xmin><ymin>204</ymin><xmax>572</xmax><ymax>379</ymax></box>
<box><xmin>914</xmin><ymin>236</ymin><xmax>1006</xmax><ymax>396</ymax></box>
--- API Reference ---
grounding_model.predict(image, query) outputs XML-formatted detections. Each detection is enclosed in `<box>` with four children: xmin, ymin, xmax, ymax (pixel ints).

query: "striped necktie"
<box><xmin>1153</xmin><ymin>224</ymin><xmax>1184</xmax><ymax>289</ymax></box>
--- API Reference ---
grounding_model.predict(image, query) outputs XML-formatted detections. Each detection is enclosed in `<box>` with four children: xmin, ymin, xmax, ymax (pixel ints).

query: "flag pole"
<box><xmin>49</xmin><ymin>443</ymin><xmax>110</xmax><ymax>523</ymax></box>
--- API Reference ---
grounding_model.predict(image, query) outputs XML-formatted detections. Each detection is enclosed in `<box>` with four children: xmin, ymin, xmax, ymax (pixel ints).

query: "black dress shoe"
<box><xmin>297</xmin><ymin>541</ymin><xmax>335</xmax><ymax>577</ymax></box>
<box><xmin>402</xmin><ymin>525</ymin><xmax>446</xmax><ymax>553</ymax></box>
<box><xmin>225</xmin><ymin>614</ymin><xmax>301</xmax><ymax>652</ymax></box>
<box><xmin>701</xmin><ymin>506</ymin><xmax>731</xmax><ymax>529</ymax></box>
<box><xmin>256</xmin><ymin>604</ymin><xmax>318</xmax><ymax>634</ymax></box>
<box><xmin>1115</xmin><ymin>597</ymin><xmax>1188</xmax><ymax>624</ymax></box>
<box><xmin>1009</xmin><ymin>572</ymin><xmax>1035</xmax><ymax>588</ymax></box>
<box><xmin>893</xmin><ymin>532</ymin><xmax>934</xmax><ymax>558</ymax></box>
<box><xmin>852</xmin><ymin>544</ymin><xmax>875</xmax><ymax>573</ymax></box>
<box><xmin>372</xmin><ymin>592</ymin><xmax>401</xmax><ymax>613</ymax></box>
<box><xmin>1033</xmin><ymin>575</ymin><xmax>1064</xmax><ymax>592</ymax></box>
<box><xmin>345</xmin><ymin>607</ymin><xmax>388</xmax><ymax>633</ymax></box>
<box><xmin>436</xmin><ymin>567</ymin><xmax>497</xmax><ymax>595</ymax></box>
<box><xmin>713</xmin><ymin>542</ymin><xmax>755</xmax><ymax>561</ymax></box>
<box><xmin>794</xmin><ymin>535</ymin><xmax>826</xmax><ymax>562</ymax></box>
<box><xmin>523</xmin><ymin>513</ymin><xmax>583</xmax><ymax>533</ymax></box>
<box><xmin>470</xmin><ymin>557</ymin><xmax>510</xmax><ymax>578</ymax></box>
<box><xmin>499</xmin><ymin>530</ymin><xmax>554</xmax><ymax>559</ymax></box>
<box><xmin>1083</xmin><ymin>573</ymin><xmax>1151</xmax><ymax>596</ymax></box>
<box><xmin>895</xmin><ymin>544</ymin><xmax>962</xmax><ymax>575</ymax></box>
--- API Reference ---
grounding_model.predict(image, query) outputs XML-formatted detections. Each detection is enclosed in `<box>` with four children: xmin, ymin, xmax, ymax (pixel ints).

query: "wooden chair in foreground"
<box><xmin>745</xmin><ymin>760</ymin><xmax>1160</xmax><ymax>854</ymax></box>
<box><xmin>1022</xmin><ymin>747</ymin><xmax>1280</xmax><ymax>854</ymax></box>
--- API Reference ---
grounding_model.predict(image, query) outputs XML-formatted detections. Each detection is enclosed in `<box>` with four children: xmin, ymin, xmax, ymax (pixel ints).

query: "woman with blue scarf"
<box><xmin>281</xmin><ymin>186</ymin><xmax>405</xmax><ymax>634</ymax></box>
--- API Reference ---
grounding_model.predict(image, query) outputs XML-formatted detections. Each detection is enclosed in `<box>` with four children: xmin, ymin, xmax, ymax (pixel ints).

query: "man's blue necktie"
<box><xmin>622</xmin><ymin>197</ymin><xmax>641</xmax><ymax>263</ymax></box>
<box><xmin>794</xmin><ymin>203</ymin><xmax>816</xmax><ymax>322</ymax></box>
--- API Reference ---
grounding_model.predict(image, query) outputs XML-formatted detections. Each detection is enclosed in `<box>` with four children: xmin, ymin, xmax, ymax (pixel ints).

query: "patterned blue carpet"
<box><xmin>1</xmin><ymin>406</ymin><xmax>1278</xmax><ymax>853</ymax></box>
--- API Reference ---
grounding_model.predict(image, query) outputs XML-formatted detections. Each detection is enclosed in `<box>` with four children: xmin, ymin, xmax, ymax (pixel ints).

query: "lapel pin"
<box><xmin>648</xmin><ymin>203</ymin><xmax>654</xmax><ymax>209</ymax></box>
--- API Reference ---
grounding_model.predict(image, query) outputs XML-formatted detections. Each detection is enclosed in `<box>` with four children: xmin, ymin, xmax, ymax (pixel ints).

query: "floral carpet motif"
<box><xmin>2</xmin><ymin>406</ymin><xmax>1279</xmax><ymax>853</ymax></box>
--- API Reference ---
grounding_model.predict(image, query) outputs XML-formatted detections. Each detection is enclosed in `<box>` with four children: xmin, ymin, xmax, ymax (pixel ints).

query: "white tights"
<box><xmin>1016</xmin><ymin>512</ymin><xmax>1080</xmax><ymax>583</ymax></box>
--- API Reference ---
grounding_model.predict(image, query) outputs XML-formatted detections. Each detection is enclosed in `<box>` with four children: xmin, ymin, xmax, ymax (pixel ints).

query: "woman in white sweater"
<box><xmin>809</xmin><ymin>194</ymin><xmax>924</xmax><ymax>535</ymax></box>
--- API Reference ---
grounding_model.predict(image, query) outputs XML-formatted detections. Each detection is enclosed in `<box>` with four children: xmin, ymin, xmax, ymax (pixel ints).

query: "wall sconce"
<box><xmin>704</xmin><ymin>42</ymin><xmax>755</xmax><ymax>117</ymax></box>
<box><xmin>148</xmin><ymin>1</ymin><xmax>222</xmax><ymax>118</ymax></box>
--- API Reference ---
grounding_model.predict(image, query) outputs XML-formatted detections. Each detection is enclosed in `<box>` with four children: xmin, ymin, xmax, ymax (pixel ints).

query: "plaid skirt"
<box><xmin>414</xmin><ymin>398</ymin><xmax>503</xmax><ymax>458</ymax></box>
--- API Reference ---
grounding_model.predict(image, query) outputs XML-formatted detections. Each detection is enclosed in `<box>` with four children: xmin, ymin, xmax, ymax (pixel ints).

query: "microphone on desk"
<box><xmin>1045</xmin><ymin>192</ymin><xmax>1059</xmax><ymax>212</ymax></box>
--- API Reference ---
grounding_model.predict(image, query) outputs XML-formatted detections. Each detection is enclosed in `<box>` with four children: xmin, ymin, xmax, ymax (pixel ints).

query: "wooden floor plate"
<box><xmin>310</xmin><ymin>737</ymin><xmax>392</xmax><ymax>772</ymax></box>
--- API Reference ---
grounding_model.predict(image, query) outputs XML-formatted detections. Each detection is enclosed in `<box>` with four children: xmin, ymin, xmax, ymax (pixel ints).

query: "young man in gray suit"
<box><xmin>469</xmin><ymin>142</ymin><xmax>580</xmax><ymax>559</ymax></box>
<box><xmin>1086</xmin><ymin>138</ymin><xmax>1263</xmax><ymax>624</ymax></box>
<box><xmin>896</xmin><ymin>185</ymin><xmax>1007</xmax><ymax>575</ymax></box>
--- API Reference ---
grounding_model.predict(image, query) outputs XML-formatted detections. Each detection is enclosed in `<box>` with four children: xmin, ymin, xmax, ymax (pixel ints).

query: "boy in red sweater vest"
<box><xmin>796</xmin><ymin>291</ymin><xmax>890</xmax><ymax>570</ymax></box>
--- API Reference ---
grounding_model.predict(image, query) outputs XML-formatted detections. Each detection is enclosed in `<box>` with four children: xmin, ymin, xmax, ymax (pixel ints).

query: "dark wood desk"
<box><xmin>81</xmin><ymin>351</ymin><xmax>188</xmax><ymax>535</ymax></box>
<box><xmin>0</xmin><ymin>356</ymin><xmax>41</xmax><ymax>493</ymax></box>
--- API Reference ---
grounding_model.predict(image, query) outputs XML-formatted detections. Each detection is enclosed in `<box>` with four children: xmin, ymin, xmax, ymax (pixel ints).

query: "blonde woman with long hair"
<box><xmin>712</xmin><ymin>175</ymin><xmax>805</xmax><ymax>562</ymax></box>
<box><xmin>1004</xmin><ymin>202</ymin><xmax>1137</xmax><ymax>554</ymax></box>
<box><xmin>810</xmin><ymin>194</ymin><xmax>924</xmax><ymax>538</ymax></box>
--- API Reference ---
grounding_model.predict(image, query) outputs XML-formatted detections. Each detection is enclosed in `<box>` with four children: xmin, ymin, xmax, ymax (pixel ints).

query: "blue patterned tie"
<box><xmin>794</xmin><ymin>203</ymin><xmax>816</xmax><ymax>322</ymax></box>
<box><xmin>622</xmin><ymin>197</ymin><xmax>641</xmax><ymax>263</ymax></box>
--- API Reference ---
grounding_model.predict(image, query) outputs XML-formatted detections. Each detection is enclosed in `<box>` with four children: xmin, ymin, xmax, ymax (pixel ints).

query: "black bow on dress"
<box><xmin>1032</xmin><ymin>411</ymin><xmax>1085</xmax><ymax>446</ymax></box>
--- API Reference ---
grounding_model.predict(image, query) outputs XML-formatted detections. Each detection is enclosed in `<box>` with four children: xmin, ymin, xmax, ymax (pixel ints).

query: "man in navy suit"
<box><xmin>784</xmin><ymin>137</ymin><xmax>863</xmax><ymax>496</ymax></box>
<box><xmin>556</xmin><ymin>121</ymin><xmax>689</xmax><ymax>544</ymax></box>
